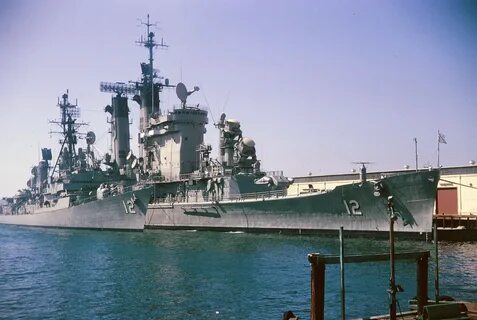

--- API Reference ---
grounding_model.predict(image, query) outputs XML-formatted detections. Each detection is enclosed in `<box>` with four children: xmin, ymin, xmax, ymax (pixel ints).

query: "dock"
<box><xmin>435</xmin><ymin>214</ymin><xmax>477</xmax><ymax>241</ymax></box>
<box><xmin>358</xmin><ymin>302</ymin><xmax>477</xmax><ymax>319</ymax></box>
<box><xmin>307</xmin><ymin>251</ymin><xmax>431</xmax><ymax>320</ymax></box>
<box><xmin>303</xmin><ymin>234</ymin><xmax>476</xmax><ymax>320</ymax></box>
<box><xmin>304</xmin><ymin>251</ymin><xmax>476</xmax><ymax>320</ymax></box>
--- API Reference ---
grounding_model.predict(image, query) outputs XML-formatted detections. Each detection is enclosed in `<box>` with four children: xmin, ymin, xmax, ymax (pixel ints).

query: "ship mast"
<box><xmin>100</xmin><ymin>15</ymin><xmax>174</xmax><ymax>163</ymax></box>
<box><xmin>136</xmin><ymin>14</ymin><xmax>168</xmax><ymax>115</ymax></box>
<box><xmin>49</xmin><ymin>91</ymin><xmax>87</xmax><ymax>176</ymax></box>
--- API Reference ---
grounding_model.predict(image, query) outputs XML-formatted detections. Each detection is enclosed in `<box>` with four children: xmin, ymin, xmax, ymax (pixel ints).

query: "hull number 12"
<box><xmin>123</xmin><ymin>194</ymin><xmax>137</xmax><ymax>214</ymax></box>
<box><xmin>343</xmin><ymin>200</ymin><xmax>362</xmax><ymax>216</ymax></box>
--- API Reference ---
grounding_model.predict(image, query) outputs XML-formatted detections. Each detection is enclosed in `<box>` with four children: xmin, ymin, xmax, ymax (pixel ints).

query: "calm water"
<box><xmin>0</xmin><ymin>225</ymin><xmax>475</xmax><ymax>319</ymax></box>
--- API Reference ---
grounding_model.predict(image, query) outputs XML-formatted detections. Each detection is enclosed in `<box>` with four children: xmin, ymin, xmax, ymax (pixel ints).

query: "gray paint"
<box><xmin>0</xmin><ymin>187</ymin><xmax>151</xmax><ymax>230</ymax></box>
<box><xmin>146</xmin><ymin>170</ymin><xmax>439</xmax><ymax>234</ymax></box>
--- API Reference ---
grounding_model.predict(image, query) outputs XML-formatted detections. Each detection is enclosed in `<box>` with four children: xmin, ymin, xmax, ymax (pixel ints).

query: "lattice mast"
<box><xmin>49</xmin><ymin>90</ymin><xmax>87</xmax><ymax>175</ymax></box>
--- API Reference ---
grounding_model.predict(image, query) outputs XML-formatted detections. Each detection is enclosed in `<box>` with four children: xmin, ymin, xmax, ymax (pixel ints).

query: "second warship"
<box><xmin>0</xmin><ymin>91</ymin><xmax>151</xmax><ymax>230</ymax></box>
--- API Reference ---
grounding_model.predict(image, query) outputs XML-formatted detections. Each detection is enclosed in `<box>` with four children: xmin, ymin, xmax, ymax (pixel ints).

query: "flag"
<box><xmin>438</xmin><ymin>131</ymin><xmax>447</xmax><ymax>144</ymax></box>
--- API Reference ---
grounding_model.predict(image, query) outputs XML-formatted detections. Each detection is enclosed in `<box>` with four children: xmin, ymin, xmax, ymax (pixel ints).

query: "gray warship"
<box><xmin>0</xmin><ymin>16</ymin><xmax>439</xmax><ymax>235</ymax></box>
<box><xmin>0</xmin><ymin>91</ymin><xmax>151</xmax><ymax>230</ymax></box>
<box><xmin>98</xmin><ymin>16</ymin><xmax>439</xmax><ymax>235</ymax></box>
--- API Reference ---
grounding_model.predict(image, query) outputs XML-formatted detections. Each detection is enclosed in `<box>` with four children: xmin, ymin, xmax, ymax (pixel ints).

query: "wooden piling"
<box><xmin>417</xmin><ymin>254</ymin><xmax>429</xmax><ymax>315</ymax></box>
<box><xmin>308</xmin><ymin>253</ymin><xmax>325</xmax><ymax>320</ymax></box>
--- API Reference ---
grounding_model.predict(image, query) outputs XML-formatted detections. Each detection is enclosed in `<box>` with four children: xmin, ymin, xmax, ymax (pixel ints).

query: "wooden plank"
<box><xmin>319</xmin><ymin>251</ymin><xmax>430</xmax><ymax>264</ymax></box>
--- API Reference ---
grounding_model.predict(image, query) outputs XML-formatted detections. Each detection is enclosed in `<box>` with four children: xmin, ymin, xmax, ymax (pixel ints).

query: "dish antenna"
<box><xmin>176</xmin><ymin>82</ymin><xmax>200</xmax><ymax>107</ymax></box>
<box><xmin>86</xmin><ymin>131</ymin><xmax>96</xmax><ymax>145</ymax></box>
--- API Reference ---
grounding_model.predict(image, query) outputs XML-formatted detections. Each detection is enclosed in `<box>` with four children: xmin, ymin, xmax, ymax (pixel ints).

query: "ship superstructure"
<box><xmin>98</xmin><ymin>16</ymin><xmax>288</xmax><ymax>198</ymax></box>
<box><xmin>101</xmin><ymin>15</ymin><xmax>209</xmax><ymax>183</ymax></box>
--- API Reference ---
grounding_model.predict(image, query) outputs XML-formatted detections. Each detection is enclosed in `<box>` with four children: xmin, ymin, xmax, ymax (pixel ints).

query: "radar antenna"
<box><xmin>352</xmin><ymin>161</ymin><xmax>373</xmax><ymax>168</ymax></box>
<box><xmin>85</xmin><ymin>131</ymin><xmax>96</xmax><ymax>145</ymax></box>
<box><xmin>176</xmin><ymin>82</ymin><xmax>200</xmax><ymax>108</ymax></box>
<box><xmin>136</xmin><ymin>14</ymin><xmax>168</xmax><ymax>114</ymax></box>
<box><xmin>99</xmin><ymin>82</ymin><xmax>139</xmax><ymax>96</ymax></box>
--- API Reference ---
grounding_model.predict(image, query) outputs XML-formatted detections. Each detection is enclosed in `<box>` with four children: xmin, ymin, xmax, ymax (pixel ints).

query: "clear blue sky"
<box><xmin>0</xmin><ymin>0</ymin><xmax>476</xmax><ymax>195</ymax></box>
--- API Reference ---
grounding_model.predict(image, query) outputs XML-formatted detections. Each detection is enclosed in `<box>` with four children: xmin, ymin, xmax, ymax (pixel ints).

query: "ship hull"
<box><xmin>0</xmin><ymin>188</ymin><xmax>152</xmax><ymax>231</ymax></box>
<box><xmin>145</xmin><ymin>170</ymin><xmax>439</xmax><ymax>235</ymax></box>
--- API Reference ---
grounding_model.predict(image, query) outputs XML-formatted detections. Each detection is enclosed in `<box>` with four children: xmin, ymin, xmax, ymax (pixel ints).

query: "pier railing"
<box><xmin>152</xmin><ymin>189</ymin><xmax>289</xmax><ymax>204</ymax></box>
<box><xmin>67</xmin><ymin>184</ymin><xmax>142</xmax><ymax>206</ymax></box>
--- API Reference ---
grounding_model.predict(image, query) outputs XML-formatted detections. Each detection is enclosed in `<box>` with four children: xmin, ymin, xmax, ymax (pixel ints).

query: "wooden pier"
<box><xmin>361</xmin><ymin>302</ymin><xmax>477</xmax><ymax>319</ymax></box>
<box><xmin>307</xmin><ymin>251</ymin><xmax>430</xmax><ymax>320</ymax></box>
<box><xmin>305</xmin><ymin>250</ymin><xmax>476</xmax><ymax>320</ymax></box>
<box><xmin>435</xmin><ymin>214</ymin><xmax>477</xmax><ymax>241</ymax></box>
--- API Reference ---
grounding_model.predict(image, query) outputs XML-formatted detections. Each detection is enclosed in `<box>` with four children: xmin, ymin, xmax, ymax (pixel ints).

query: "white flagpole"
<box><xmin>437</xmin><ymin>130</ymin><xmax>440</xmax><ymax>168</ymax></box>
<box><xmin>414</xmin><ymin>137</ymin><xmax>418</xmax><ymax>172</ymax></box>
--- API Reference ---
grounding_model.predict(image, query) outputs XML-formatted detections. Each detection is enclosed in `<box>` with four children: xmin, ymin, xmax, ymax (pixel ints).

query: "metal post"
<box><xmin>388</xmin><ymin>197</ymin><xmax>397</xmax><ymax>320</ymax></box>
<box><xmin>339</xmin><ymin>227</ymin><xmax>346</xmax><ymax>320</ymax></box>
<box><xmin>308</xmin><ymin>253</ymin><xmax>325</xmax><ymax>320</ymax></box>
<box><xmin>417</xmin><ymin>254</ymin><xmax>429</xmax><ymax>315</ymax></box>
<box><xmin>437</xmin><ymin>130</ymin><xmax>440</xmax><ymax>168</ymax></box>
<box><xmin>434</xmin><ymin>223</ymin><xmax>440</xmax><ymax>304</ymax></box>
<box><xmin>414</xmin><ymin>137</ymin><xmax>418</xmax><ymax>172</ymax></box>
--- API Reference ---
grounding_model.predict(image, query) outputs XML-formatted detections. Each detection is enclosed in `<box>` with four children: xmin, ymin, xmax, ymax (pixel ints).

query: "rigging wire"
<box><xmin>439</xmin><ymin>178</ymin><xmax>477</xmax><ymax>190</ymax></box>
<box><xmin>200</xmin><ymin>86</ymin><xmax>216</xmax><ymax>125</ymax></box>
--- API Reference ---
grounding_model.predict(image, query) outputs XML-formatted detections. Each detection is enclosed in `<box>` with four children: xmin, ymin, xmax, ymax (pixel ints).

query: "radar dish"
<box><xmin>242</xmin><ymin>137</ymin><xmax>255</xmax><ymax>147</ymax></box>
<box><xmin>176</xmin><ymin>82</ymin><xmax>188</xmax><ymax>103</ymax></box>
<box><xmin>86</xmin><ymin>131</ymin><xmax>96</xmax><ymax>145</ymax></box>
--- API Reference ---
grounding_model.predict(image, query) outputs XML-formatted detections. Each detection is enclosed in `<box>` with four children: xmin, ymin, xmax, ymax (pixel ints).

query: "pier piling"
<box><xmin>308</xmin><ymin>253</ymin><xmax>325</xmax><ymax>320</ymax></box>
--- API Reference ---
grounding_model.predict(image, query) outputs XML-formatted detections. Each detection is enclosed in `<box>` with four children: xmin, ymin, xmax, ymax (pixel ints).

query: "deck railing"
<box><xmin>153</xmin><ymin>188</ymin><xmax>289</xmax><ymax>204</ymax></box>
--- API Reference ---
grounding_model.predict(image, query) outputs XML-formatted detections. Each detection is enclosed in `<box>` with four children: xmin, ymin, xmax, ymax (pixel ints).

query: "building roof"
<box><xmin>293</xmin><ymin>165</ymin><xmax>477</xmax><ymax>183</ymax></box>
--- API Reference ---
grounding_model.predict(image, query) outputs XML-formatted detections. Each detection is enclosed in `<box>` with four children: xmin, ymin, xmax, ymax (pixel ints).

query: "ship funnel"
<box><xmin>106</xmin><ymin>95</ymin><xmax>130</xmax><ymax>168</ymax></box>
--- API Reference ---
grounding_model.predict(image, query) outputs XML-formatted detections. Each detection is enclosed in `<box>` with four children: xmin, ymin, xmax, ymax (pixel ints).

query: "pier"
<box><xmin>307</xmin><ymin>251</ymin><xmax>430</xmax><ymax>320</ymax></box>
<box><xmin>435</xmin><ymin>214</ymin><xmax>477</xmax><ymax>241</ymax></box>
<box><xmin>305</xmin><ymin>251</ymin><xmax>476</xmax><ymax>319</ymax></box>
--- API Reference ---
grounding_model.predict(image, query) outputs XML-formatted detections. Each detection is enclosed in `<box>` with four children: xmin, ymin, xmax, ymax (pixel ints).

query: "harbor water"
<box><xmin>0</xmin><ymin>225</ymin><xmax>475</xmax><ymax>319</ymax></box>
